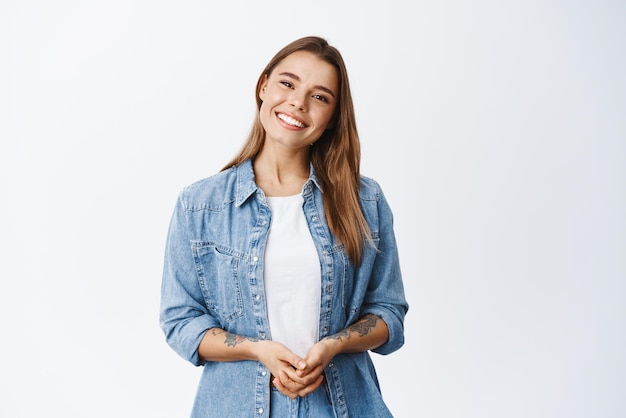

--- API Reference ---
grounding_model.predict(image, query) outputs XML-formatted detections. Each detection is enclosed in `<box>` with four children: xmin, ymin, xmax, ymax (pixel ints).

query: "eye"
<box><xmin>313</xmin><ymin>94</ymin><xmax>329</xmax><ymax>103</ymax></box>
<box><xmin>280</xmin><ymin>81</ymin><xmax>293</xmax><ymax>88</ymax></box>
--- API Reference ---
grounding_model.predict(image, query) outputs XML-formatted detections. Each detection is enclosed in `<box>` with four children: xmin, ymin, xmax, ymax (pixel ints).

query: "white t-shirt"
<box><xmin>264</xmin><ymin>194</ymin><xmax>321</xmax><ymax>358</ymax></box>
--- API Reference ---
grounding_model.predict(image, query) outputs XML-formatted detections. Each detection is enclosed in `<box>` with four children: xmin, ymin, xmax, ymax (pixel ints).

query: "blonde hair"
<box><xmin>223</xmin><ymin>36</ymin><xmax>370</xmax><ymax>264</ymax></box>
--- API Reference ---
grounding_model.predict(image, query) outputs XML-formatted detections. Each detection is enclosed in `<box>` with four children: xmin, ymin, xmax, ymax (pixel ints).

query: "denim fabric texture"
<box><xmin>160</xmin><ymin>159</ymin><xmax>408</xmax><ymax>418</ymax></box>
<box><xmin>270</xmin><ymin>386</ymin><xmax>336</xmax><ymax>418</ymax></box>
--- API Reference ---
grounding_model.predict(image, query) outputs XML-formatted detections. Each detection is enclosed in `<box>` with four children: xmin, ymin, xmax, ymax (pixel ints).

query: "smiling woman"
<box><xmin>258</xmin><ymin>50</ymin><xmax>338</xmax><ymax>151</ymax></box>
<box><xmin>159</xmin><ymin>36</ymin><xmax>409</xmax><ymax>418</ymax></box>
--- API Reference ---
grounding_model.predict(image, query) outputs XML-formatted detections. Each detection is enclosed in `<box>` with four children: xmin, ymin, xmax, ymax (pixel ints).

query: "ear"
<box><xmin>259</xmin><ymin>75</ymin><xmax>268</xmax><ymax>101</ymax></box>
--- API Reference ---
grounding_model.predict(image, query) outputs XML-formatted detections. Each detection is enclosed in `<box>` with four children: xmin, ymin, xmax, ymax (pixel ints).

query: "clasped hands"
<box><xmin>258</xmin><ymin>338</ymin><xmax>336</xmax><ymax>399</ymax></box>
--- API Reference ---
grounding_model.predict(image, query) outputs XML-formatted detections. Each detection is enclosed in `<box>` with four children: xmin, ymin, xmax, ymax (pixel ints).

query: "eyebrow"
<box><xmin>278</xmin><ymin>72</ymin><xmax>336</xmax><ymax>99</ymax></box>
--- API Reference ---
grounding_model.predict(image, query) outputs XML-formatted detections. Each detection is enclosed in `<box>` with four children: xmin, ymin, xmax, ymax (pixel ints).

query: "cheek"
<box><xmin>319</xmin><ymin>108</ymin><xmax>336</xmax><ymax>129</ymax></box>
<box><xmin>258</xmin><ymin>102</ymin><xmax>272</xmax><ymax>129</ymax></box>
<box><xmin>260</xmin><ymin>96</ymin><xmax>277</xmax><ymax>116</ymax></box>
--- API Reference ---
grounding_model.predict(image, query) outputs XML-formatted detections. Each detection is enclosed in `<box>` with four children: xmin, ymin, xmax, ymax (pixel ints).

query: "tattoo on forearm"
<box><xmin>210</xmin><ymin>329</ymin><xmax>259</xmax><ymax>347</ymax></box>
<box><xmin>350</xmin><ymin>314</ymin><xmax>379</xmax><ymax>337</ymax></box>
<box><xmin>326</xmin><ymin>314</ymin><xmax>380</xmax><ymax>341</ymax></box>
<box><xmin>224</xmin><ymin>332</ymin><xmax>259</xmax><ymax>347</ymax></box>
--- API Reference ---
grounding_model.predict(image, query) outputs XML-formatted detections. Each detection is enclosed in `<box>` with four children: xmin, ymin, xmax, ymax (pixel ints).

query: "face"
<box><xmin>258</xmin><ymin>51</ymin><xmax>338</xmax><ymax>152</ymax></box>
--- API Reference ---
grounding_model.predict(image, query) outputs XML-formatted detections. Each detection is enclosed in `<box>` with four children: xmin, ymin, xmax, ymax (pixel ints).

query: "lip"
<box><xmin>275</xmin><ymin>112</ymin><xmax>308</xmax><ymax>129</ymax></box>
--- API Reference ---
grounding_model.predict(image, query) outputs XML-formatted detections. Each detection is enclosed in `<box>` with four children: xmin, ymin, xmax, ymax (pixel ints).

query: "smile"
<box><xmin>277</xmin><ymin>113</ymin><xmax>307</xmax><ymax>128</ymax></box>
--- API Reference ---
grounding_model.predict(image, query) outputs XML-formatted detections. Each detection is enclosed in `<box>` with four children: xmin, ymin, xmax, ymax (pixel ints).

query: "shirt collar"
<box><xmin>234</xmin><ymin>159</ymin><xmax>257</xmax><ymax>207</ymax></box>
<box><xmin>234</xmin><ymin>159</ymin><xmax>323</xmax><ymax>207</ymax></box>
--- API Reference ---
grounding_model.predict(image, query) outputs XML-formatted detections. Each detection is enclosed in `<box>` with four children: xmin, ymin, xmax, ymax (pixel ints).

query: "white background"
<box><xmin>1</xmin><ymin>1</ymin><xmax>624</xmax><ymax>417</ymax></box>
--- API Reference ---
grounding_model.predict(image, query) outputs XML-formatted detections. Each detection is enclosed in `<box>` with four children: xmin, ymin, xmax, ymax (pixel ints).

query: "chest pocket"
<box><xmin>191</xmin><ymin>242</ymin><xmax>244</xmax><ymax>323</ymax></box>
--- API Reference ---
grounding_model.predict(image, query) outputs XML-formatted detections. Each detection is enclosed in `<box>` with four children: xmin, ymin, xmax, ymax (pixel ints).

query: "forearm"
<box><xmin>321</xmin><ymin>314</ymin><xmax>389</xmax><ymax>357</ymax></box>
<box><xmin>197</xmin><ymin>328</ymin><xmax>261</xmax><ymax>362</ymax></box>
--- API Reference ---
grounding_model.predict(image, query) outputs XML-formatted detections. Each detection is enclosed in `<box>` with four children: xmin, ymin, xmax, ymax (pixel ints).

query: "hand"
<box><xmin>272</xmin><ymin>368</ymin><xmax>324</xmax><ymax>399</ymax></box>
<box><xmin>274</xmin><ymin>339</ymin><xmax>337</xmax><ymax>398</ymax></box>
<box><xmin>255</xmin><ymin>340</ymin><xmax>321</xmax><ymax>399</ymax></box>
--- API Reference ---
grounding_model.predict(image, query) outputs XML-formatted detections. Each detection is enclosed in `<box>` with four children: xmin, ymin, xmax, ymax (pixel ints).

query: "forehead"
<box><xmin>271</xmin><ymin>51</ymin><xmax>338</xmax><ymax>90</ymax></box>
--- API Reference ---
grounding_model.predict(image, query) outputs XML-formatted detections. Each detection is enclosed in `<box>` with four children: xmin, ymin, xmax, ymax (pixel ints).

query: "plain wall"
<box><xmin>1</xmin><ymin>1</ymin><xmax>624</xmax><ymax>417</ymax></box>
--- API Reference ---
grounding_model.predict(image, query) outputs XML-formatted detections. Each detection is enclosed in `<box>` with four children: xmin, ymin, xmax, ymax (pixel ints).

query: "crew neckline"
<box><xmin>265</xmin><ymin>194</ymin><xmax>301</xmax><ymax>201</ymax></box>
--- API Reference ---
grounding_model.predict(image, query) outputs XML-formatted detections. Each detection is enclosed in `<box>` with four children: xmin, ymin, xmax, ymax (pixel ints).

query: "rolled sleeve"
<box><xmin>363</xmin><ymin>305</ymin><xmax>406</xmax><ymax>355</ymax></box>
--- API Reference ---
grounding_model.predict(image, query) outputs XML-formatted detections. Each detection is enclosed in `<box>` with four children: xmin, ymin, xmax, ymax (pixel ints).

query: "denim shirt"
<box><xmin>160</xmin><ymin>159</ymin><xmax>408</xmax><ymax>418</ymax></box>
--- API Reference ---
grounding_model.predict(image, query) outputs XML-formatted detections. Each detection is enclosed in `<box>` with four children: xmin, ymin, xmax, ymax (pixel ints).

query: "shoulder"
<box><xmin>178</xmin><ymin>166</ymin><xmax>238</xmax><ymax>210</ymax></box>
<box><xmin>358</xmin><ymin>175</ymin><xmax>397</xmax><ymax>239</ymax></box>
<box><xmin>359</xmin><ymin>175</ymin><xmax>384</xmax><ymax>202</ymax></box>
<box><xmin>359</xmin><ymin>175</ymin><xmax>396</xmax><ymax>222</ymax></box>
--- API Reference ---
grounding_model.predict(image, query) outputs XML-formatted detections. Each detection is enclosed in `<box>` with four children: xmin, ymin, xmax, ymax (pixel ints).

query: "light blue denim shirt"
<box><xmin>160</xmin><ymin>159</ymin><xmax>408</xmax><ymax>417</ymax></box>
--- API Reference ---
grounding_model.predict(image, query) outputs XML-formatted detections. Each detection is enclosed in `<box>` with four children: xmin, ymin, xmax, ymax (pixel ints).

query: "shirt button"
<box><xmin>262</xmin><ymin>220</ymin><xmax>267</xmax><ymax>225</ymax></box>
<box><xmin>261</xmin><ymin>371</ymin><xmax>267</xmax><ymax>376</ymax></box>
<box><xmin>258</xmin><ymin>407</ymin><xmax>264</xmax><ymax>413</ymax></box>
<box><xmin>323</xmin><ymin>250</ymin><xmax>328</xmax><ymax>255</ymax></box>
<box><xmin>254</xmin><ymin>294</ymin><xmax>260</xmax><ymax>301</ymax></box>
<box><xmin>328</xmin><ymin>362</ymin><xmax>334</xmax><ymax>367</ymax></box>
<box><xmin>312</xmin><ymin>216</ymin><xmax>318</xmax><ymax>221</ymax></box>
<box><xmin>259</xmin><ymin>333</ymin><xmax>266</xmax><ymax>340</ymax></box>
<box><xmin>253</xmin><ymin>256</ymin><xmax>259</xmax><ymax>262</ymax></box>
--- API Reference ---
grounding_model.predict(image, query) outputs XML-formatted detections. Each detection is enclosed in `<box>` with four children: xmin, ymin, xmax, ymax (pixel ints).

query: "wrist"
<box><xmin>248</xmin><ymin>339</ymin><xmax>267</xmax><ymax>362</ymax></box>
<box><xmin>321</xmin><ymin>335</ymin><xmax>343</xmax><ymax>358</ymax></box>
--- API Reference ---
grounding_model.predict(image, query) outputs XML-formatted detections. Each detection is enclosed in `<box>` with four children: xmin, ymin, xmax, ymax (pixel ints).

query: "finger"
<box><xmin>281</xmin><ymin>351</ymin><xmax>306</xmax><ymax>371</ymax></box>
<box><xmin>295</xmin><ymin>368</ymin><xmax>320</xmax><ymax>383</ymax></box>
<box><xmin>296</xmin><ymin>364</ymin><xmax>324</xmax><ymax>379</ymax></box>
<box><xmin>279</xmin><ymin>369</ymin><xmax>320</xmax><ymax>395</ymax></box>
<box><xmin>279</xmin><ymin>367</ymin><xmax>310</xmax><ymax>386</ymax></box>
<box><xmin>281</xmin><ymin>369</ymin><xmax>324</xmax><ymax>398</ymax></box>
<box><xmin>278</xmin><ymin>370</ymin><xmax>304</xmax><ymax>391</ymax></box>
<box><xmin>294</xmin><ymin>374</ymin><xmax>324</xmax><ymax>398</ymax></box>
<box><xmin>273</xmin><ymin>376</ymin><xmax>298</xmax><ymax>400</ymax></box>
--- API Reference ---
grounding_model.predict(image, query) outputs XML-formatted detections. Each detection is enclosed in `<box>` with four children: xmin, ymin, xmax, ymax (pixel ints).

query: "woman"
<box><xmin>160</xmin><ymin>36</ymin><xmax>408</xmax><ymax>417</ymax></box>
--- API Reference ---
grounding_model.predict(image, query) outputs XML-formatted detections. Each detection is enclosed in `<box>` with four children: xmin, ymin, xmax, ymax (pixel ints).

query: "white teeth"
<box><xmin>277</xmin><ymin>113</ymin><xmax>305</xmax><ymax>128</ymax></box>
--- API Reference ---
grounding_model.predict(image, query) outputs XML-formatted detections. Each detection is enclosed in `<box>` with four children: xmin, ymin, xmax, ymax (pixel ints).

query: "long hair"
<box><xmin>222</xmin><ymin>36</ymin><xmax>370</xmax><ymax>264</ymax></box>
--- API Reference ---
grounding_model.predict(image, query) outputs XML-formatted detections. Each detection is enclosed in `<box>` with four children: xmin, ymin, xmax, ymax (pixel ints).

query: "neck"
<box><xmin>253</xmin><ymin>148</ymin><xmax>310</xmax><ymax>197</ymax></box>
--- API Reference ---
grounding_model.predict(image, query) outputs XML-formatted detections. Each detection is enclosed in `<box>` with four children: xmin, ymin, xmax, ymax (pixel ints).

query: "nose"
<box><xmin>289</xmin><ymin>90</ymin><xmax>306</xmax><ymax>111</ymax></box>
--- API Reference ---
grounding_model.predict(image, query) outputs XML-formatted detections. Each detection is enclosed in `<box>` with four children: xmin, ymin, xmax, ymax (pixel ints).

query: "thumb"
<box><xmin>282</xmin><ymin>349</ymin><xmax>306</xmax><ymax>370</ymax></box>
